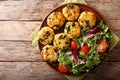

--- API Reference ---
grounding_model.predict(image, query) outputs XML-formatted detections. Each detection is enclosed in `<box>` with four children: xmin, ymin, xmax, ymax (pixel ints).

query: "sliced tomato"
<box><xmin>58</xmin><ymin>65</ymin><xmax>68</xmax><ymax>73</ymax></box>
<box><xmin>70</xmin><ymin>40</ymin><xmax>78</xmax><ymax>50</ymax></box>
<box><xmin>80</xmin><ymin>44</ymin><xmax>90</xmax><ymax>55</ymax></box>
<box><xmin>96</xmin><ymin>40</ymin><xmax>108</xmax><ymax>53</ymax></box>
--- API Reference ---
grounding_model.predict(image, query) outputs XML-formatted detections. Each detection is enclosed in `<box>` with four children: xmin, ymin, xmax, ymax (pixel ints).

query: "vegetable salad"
<box><xmin>57</xmin><ymin>21</ymin><xmax>111</xmax><ymax>74</ymax></box>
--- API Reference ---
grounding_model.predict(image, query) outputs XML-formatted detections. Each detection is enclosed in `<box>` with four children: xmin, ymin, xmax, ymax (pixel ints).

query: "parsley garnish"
<box><xmin>72</xmin><ymin>22</ymin><xmax>76</xmax><ymax>27</ymax></box>
<box><xmin>59</xmin><ymin>34</ymin><xmax>67</xmax><ymax>39</ymax></box>
<box><xmin>66</xmin><ymin>25</ymin><xmax>70</xmax><ymax>33</ymax></box>
<box><xmin>85</xmin><ymin>20</ymin><xmax>90</xmax><ymax>28</ymax></box>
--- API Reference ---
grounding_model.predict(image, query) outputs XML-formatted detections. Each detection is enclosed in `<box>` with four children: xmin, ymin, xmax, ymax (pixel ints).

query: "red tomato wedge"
<box><xmin>97</xmin><ymin>40</ymin><xmax>108</xmax><ymax>53</ymax></box>
<box><xmin>58</xmin><ymin>65</ymin><xmax>68</xmax><ymax>73</ymax></box>
<box><xmin>70</xmin><ymin>40</ymin><xmax>78</xmax><ymax>50</ymax></box>
<box><xmin>80</xmin><ymin>44</ymin><xmax>90</xmax><ymax>55</ymax></box>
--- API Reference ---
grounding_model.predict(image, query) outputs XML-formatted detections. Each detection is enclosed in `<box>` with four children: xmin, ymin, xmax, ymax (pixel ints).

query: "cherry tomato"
<box><xmin>71</xmin><ymin>40</ymin><xmax>77</xmax><ymax>50</ymax></box>
<box><xmin>58</xmin><ymin>65</ymin><xmax>68</xmax><ymax>73</ymax></box>
<box><xmin>80</xmin><ymin>44</ymin><xmax>90</xmax><ymax>55</ymax></box>
<box><xmin>96</xmin><ymin>40</ymin><xmax>108</xmax><ymax>53</ymax></box>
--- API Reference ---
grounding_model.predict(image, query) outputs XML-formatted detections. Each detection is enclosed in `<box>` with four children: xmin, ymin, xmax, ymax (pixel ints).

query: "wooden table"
<box><xmin>0</xmin><ymin>0</ymin><xmax>120</xmax><ymax>80</ymax></box>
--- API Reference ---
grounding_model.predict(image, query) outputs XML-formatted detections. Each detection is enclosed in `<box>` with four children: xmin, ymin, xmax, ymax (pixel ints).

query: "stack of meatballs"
<box><xmin>39</xmin><ymin>4</ymin><xmax>96</xmax><ymax>63</ymax></box>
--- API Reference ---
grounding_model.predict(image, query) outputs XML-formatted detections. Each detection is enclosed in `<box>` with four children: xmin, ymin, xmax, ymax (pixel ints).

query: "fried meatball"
<box><xmin>39</xmin><ymin>27</ymin><xmax>54</xmax><ymax>45</ymax></box>
<box><xmin>47</xmin><ymin>11</ymin><xmax>65</xmax><ymax>29</ymax></box>
<box><xmin>62</xmin><ymin>4</ymin><xmax>80</xmax><ymax>21</ymax></box>
<box><xmin>78</xmin><ymin>11</ymin><xmax>96</xmax><ymax>29</ymax></box>
<box><xmin>53</xmin><ymin>33</ymin><xmax>70</xmax><ymax>49</ymax></box>
<box><xmin>42</xmin><ymin>45</ymin><xmax>58</xmax><ymax>62</ymax></box>
<box><xmin>64</xmin><ymin>21</ymin><xmax>81</xmax><ymax>38</ymax></box>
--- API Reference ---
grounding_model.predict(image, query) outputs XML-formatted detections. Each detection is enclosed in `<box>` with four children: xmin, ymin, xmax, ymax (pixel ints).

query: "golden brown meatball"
<box><xmin>53</xmin><ymin>33</ymin><xmax>70</xmax><ymax>49</ymax></box>
<box><xmin>42</xmin><ymin>45</ymin><xmax>58</xmax><ymax>62</ymax></box>
<box><xmin>47</xmin><ymin>11</ymin><xmax>65</xmax><ymax>29</ymax></box>
<box><xmin>39</xmin><ymin>27</ymin><xmax>54</xmax><ymax>45</ymax></box>
<box><xmin>64</xmin><ymin>21</ymin><xmax>81</xmax><ymax>38</ymax></box>
<box><xmin>78</xmin><ymin>11</ymin><xmax>96</xmax><ymax>29</ymax></box>
<box><xmin>62</xmin><ymin>4</ymin><xmax>80</xmax><ymax>21</ymax></box>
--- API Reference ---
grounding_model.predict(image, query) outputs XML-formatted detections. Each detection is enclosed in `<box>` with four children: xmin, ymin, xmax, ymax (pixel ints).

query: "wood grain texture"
<box><xmin>84</xmin><ymin>62</ymin><xmax>120</xmax><ymax>80</ymax></box>
<box><xmin>0</xmin><ymin>0</ymin><xmax>119</xmax><ymax>80</ymax></box>
<box><xmin>0</xmin><ymin>62</ymin><xmax>119</xmax><ymax>80</ymax></box>
<box><xmin>0</xmin><ymin>41</ymin><xmax>42</xmax><ymax>62</ymax></box>
<box><xmin>104</xmin><ymin>42</ymin><xmax>120</xmax><ymax>62</ymax></box>
<box><xmin>0</xmin><ymin>0</ymin><xmax>63</xmax><ymax>20</ymax></box>
<box><xmin>0</xmin><ymin>62</ymin><xmax>67</xmax><ymax>80</ymax></box>
<box><xmin>87</xmin><ymin>0</ymin><xmax>120</xmax><ymax>20</ymax></box>
<box><xmin>0</xmin><ymin>0</ymin><xmax>119</xmax><ymax>20</ymax></box>
<box><xmin>0</xmin><ymin>21</ymin><xmax>41</xmax><ymax>40</ymax></box>
<box><xmin>0</xmin><ymin>41</ymin><xmax>119</xmax><ymax>62</ymax></box>
<box><xmin>0</xmin><ymin>20</ymin><xmax>119</xmax><ymax>41</ymax></box>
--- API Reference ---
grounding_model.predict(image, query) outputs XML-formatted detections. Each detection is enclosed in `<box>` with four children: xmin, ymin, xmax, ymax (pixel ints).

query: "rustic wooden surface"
<box><xmin>0</xmin><ymin>0</ymin><xmax>120</xmax><ymax>80</ymax></box>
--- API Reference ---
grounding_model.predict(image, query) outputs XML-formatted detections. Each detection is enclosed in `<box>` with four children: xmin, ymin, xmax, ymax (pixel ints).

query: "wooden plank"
<box><xmin>0</xmin><ymin>41</ymin><xmax>120</xmax><ymax>62</ymax></box>
<box><xmin>0</xmin><ymin>20</ymin><xmax>120</xmax><ymax>41</ymax></box>
<box><xmin>0</xmin><ymin>41</ymin><xmax>42</xmax><ymax>62</ymax></box>
<box><xmin>0</xmin><ymin>62</ymin><xmax>67</xmax><ymax>80</ymax></box>
<box><xmin>0</xmin><ymin>0</ymin><xmax>119</xmax><ymax>20</ymax></box>
<box><xmin>87</xmin><ymin>0</ymin><xmax>120</xmax><ymax>12</ymax></box>
<box><xmin>87</xmin><ymin>0</ymin><xmax>120</xmax><ymax>20</ymax></box>
<box><xmin>107</xmin><ymin>20</ymin><xmax>120</xmax><ymax>36</ymax></box>
<box><xmin>0</xmin><ymin>21</ymin><xmax>41</xmax><ymax>40</ymax></box>
<box><xmin>0</xmin><ymin>0</ymin><xmax>63</xmax><ymax>20</ymax></box>
<box><xmin>105</xmin><ymin>42</ymin><xmax>120</xmax><ymax>62</ymax></box>
<box><xmin>0</xmin><ymin>62</ymin><xmax>119</xmax><ymax>80</ymax></box>
<box><xmin>84</xmin><ymin>62</ymin><xmax>120</xmax><ymax>80</ymax></box>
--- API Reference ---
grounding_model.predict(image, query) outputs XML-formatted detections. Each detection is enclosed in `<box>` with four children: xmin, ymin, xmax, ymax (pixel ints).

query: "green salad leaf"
<box><xmin>58</xmin><ymin>50</ymin><xmax>73</xmax><ymax>65</ymax></box>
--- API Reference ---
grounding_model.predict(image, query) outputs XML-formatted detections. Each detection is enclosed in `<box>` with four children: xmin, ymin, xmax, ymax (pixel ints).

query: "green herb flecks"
<box><xmin>39</xmin><ymin>31</ymin><xmax>50</xmax><ymax>42</ymax></box>
<box><xmin>85</xmin><ymin>20</ymin><xmax>90</xmax><ymax>28</ymax></box>
<box><xmin>72</xmin><ymin>22</ymin><xmax>76</xmax><ymax>27</ymax></box>
<box><xmin>66</xmin><ymin>25</ymin><xmax>70</xmax><ymax>33</ymax></box>
<box><xmin>66</xmin><ymin>4</ymin><xmax>74</xmax><ymax>9</ymax></box>
<box><xmin>54</xmin><ymin>48</ymin><xmax>58</xmax><ymax>52</ymax></box>
<box><xmin>54</xmin><ymin>25</ymin><xmax>60</xmax><ymax>29</ymax></box>
<box><xmin>44</xmin><ymin>31</ymin><xmax>50</xmax><ymax>39</ymax></box>
<box><xmin>59</xmin><ymin>34</ymin><xmax>67</xmax><ymax>39</ymax></box>
<box><xmin>39</xmin><ymin>38</ymin><xmax>44</xmax><ymax>42</ymax></box>
<box><xmin>45</xmin><ymin>47</ymin><xmax>49</xmax><ymax>51</ymax></box>
<box><xmin>65</xmin><ymin>41</ymin><xmax>69</xmax><ymax>44</ymax></box>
